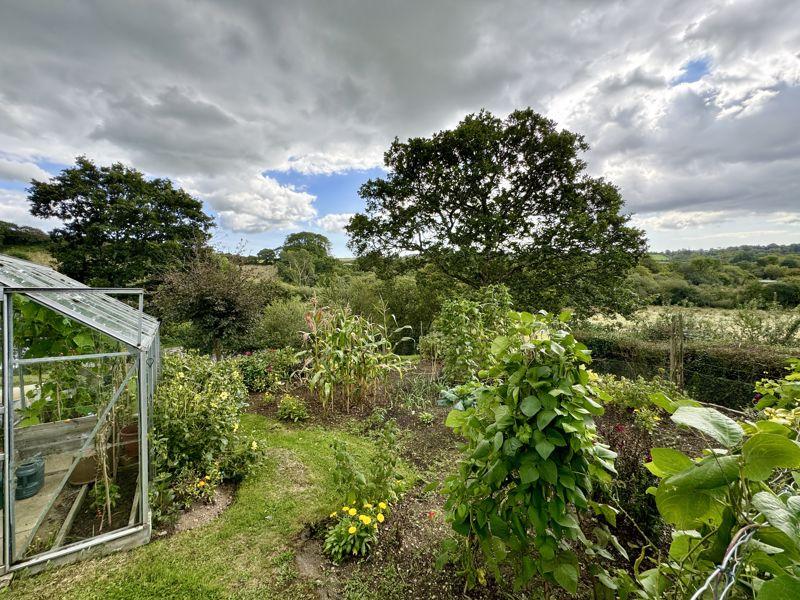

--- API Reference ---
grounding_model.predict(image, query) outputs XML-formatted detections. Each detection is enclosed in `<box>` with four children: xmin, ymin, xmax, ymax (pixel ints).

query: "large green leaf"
<box><xmin>645</xmin><ymin>448</ymin><xmax>693</xmax><ymax>478</ymax></box>
<box><xmin>752</xmin><ymin>492</ymin><xmax>800</xmax><ymax>541</ymax></box>
<box><xmin>671</xmin><ymin>406</ymin><xmax>743</xmax><ymax>448</ymax></box>
<box><xmin>757</xmin><ymin>575</ymin><xmax>800</xmax><ymax>599</ymax></box>
<box><xmin>554</xmin><ymin>563</ymin><xmax>578</xmax><ymax>594</ymax></box>
<box><xmin>743</xmin><ymin>433</ymin><xmax>800</xmax><ymax>481</ymax></box>
<box><xmin>520</xmin><ymin>395</ymin><xmax>541</xmax><ymax>417</ymax></box>
<box><xmin>664</xmin><ymin>455</ymin><xmax>740</xmax><ymax>491</ymax></box>
<box><xmin>655</xmin><ymin>484</ymin><xmax>722</xmax><ymax>529</ymax></box>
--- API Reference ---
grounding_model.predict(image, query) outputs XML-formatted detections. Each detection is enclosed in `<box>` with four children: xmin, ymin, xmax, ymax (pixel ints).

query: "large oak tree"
<box><xmin>28</xmin><ymin>156</ymin><xmax>213</xmax><ymax>287</ymax></box>
<box><xmin>347</xmin><ymin>109</ymin><xmax>646</xmax><ymax>313</ymax></box>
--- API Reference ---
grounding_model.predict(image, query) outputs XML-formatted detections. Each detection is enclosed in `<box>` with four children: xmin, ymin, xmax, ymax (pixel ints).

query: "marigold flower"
<box><xmin>378</xmin><ymin>502</ymin><xmax>387</xmax><ymax>510</ymax></box>
<box><xmin>360</xmin><ymin>515</ymin><xmax>372</xmax><ymax>525</ymax></box>
<box><xmin>348</xmin><ymin>508</ymin><xmax>357</xmax><ymax>516</ymax></box>
<box><xmin>197</xmin><ymin>480</ymin><xmax>206</xmax><ymax>488</ymax></box>
<box><xmin>342</xmin><ymin>506</ymin><xmax>349</xmax><ymax>512</ymax></box>
<box><xmin>377</xmin><ymin>513</ymin><xmax>384</xmax><ymax>523</ymax></box>
<box><xmin>348</xmin><ymin>526</ymin><xmax>357</xmax><ymax>535</ymax></box>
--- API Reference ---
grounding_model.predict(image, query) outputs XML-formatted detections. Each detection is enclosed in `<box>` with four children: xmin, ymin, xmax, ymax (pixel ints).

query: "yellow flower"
<box><xmin>378</xmin><ymin>502</ymin><xmax>387</xmax><ymax>510</ymax></box>
<box><xmin>329</xmin><ymin>512</ymin><xmax>337</xmax><ymax>518</ymax></box>
<box><xmin>373</xmin><ymin>524</ymin><xmax>378</xmax><ymax>530</ymax></box>
<box><xmin>233</xmin><ymin>422</ymin><xmax>239</xmax><ymax>433</ymax></box>
<box><xmin>197</xmin><ymin>480</ymin><xmax>206</xmax><ymax>488</ymax></box>
<box><xmin>359</xmin><ymin>515</ymin><xmax>372</xmax><ymax>525</ymax></box>
<box><xmin>251</xmin><ymin>440</ymin><xmax>258</xmax><ymax>451</ymax></box>
<box><xmin>348</xmin><ymin>508</ymin><xmax>357</xmax><ymax>516</ymax></box>
<box><xmin>363</xmin><ymin>502</ymin><xmax>373</xmax><ymax>509</ymax></box>
<box><xmin>342</xmin><ymin>506</ymin><xmax>349</xmax><ymax>512</ymax></box>
<box><xmin>377</xmin><ymin>513</ymin><xmax>384</xmax><ymax>523</ymax></box>
<box><xmin>348</xmin><ymin>526</ymin><xmax>357</xmax><ymax>535</ymax></box>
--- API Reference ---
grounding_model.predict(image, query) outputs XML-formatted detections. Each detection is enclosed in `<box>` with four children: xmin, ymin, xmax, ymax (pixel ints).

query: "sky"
<box><xmin>0</xmin><ymin>0</ymin><xmax>798</xmax><ymax>257</ymax></box>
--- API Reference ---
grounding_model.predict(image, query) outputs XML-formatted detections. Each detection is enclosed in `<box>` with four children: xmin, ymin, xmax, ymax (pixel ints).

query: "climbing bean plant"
<box><xmin>441</xmin><ymin>310</ymin><xmax>622</xmax><ymax>595</ymax></box>
<box><xmin>635</xmin><ymin>380</ymin><xmax>800</xmax><ymax>597</ymax></box>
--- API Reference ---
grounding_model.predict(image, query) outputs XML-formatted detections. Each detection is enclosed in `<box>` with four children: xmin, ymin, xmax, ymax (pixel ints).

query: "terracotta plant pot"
<box><xmin>69</xmin><ymin>453</ymin><xmax>97</xmax><ymax>485</ymax></box>
<box><xmin>120</xmin><ymin>423</ymin><xmax>139</xmax><ymax>459</ymax></box>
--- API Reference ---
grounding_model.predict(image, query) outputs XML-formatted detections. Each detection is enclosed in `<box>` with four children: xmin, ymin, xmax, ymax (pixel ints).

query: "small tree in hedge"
<box><xmin>442</xmin><ymin>310</ymin><xmax>621</xmax><ymax>594</ymax></box>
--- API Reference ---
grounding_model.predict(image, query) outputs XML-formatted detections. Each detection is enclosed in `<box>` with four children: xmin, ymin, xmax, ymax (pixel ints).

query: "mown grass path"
<box><xmin>6</xmin><ymin>414</ymin><xmax>383</xmax><ymax>600</ymax></box>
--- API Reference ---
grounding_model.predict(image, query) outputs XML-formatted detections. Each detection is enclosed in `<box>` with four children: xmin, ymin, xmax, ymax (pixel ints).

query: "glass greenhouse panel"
<box><xmin>0</xmin><ymin>254</ymin><xmax>159</xmax><ymax>575</ymax></box>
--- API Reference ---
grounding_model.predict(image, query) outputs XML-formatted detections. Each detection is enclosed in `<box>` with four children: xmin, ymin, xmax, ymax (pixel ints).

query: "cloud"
<box><xmin>631</xmin><ymin>210</ymin><xmax>729</xmax><ymax>230</ymax></box>
<box><xmin>316</xmin><ymin>213</ymin><xmax>355</xmax><ymax>233</ymax></box>
<box><xmin>184</xmin><ymin>172</ymin><xmax>317</xmax><ymax>233</ymax></box>
<box><xmin>0</xmin><ymin>157</ymin><xmax>51</xmax><ymax>183</ymax></box>
<box><xmin>0</xmin><ymin>189</ymin><xmax>60</xmax><ymax>230</ymax></box>
<box><xmin>0</xmin><ymin>0</ymin><xmax>798</xmax><ymax>251</ymax></box>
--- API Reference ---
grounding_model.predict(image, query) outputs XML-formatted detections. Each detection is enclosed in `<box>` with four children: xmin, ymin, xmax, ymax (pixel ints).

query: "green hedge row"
<box><xmin>576</xmin><ymin>330</ymin><xmax>797</xmax><ymax>409</ymax></box>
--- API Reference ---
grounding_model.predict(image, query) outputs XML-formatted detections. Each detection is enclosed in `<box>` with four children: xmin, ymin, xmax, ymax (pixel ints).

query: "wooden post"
<box><xmin>669</xmin><ymin>313</ymin><xmax>685</xmax><ymax>389</ymax></box>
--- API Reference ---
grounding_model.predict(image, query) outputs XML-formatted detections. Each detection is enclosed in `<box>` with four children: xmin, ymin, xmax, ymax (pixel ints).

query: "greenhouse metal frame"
<box><xmin>0</xmin><ymin>254</ymin><xmax>160</xmax><ymax>575</ymax></box>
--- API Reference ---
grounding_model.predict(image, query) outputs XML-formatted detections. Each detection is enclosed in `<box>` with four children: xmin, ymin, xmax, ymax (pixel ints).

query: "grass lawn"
<box><xmin>6</xmin><ymin>414</ymin><xmax>400</xmax><ymax>600</ymax></box>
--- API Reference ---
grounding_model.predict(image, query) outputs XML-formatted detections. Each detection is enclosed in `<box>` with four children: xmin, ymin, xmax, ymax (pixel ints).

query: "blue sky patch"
<box><xmin>672</xmin><ymin>57</ymin><xmax>711</xmax><ymax>85</ymax></box>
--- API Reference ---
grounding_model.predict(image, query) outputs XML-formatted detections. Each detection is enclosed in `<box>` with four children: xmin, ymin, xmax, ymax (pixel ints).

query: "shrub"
<box><xmin>422</xmin><ymin>284</ymin><xmax>513</xmax><ymax>383</ymax></box>
<box><xmin>599</xmin><ymin>374</ymin><xmax>692</xmax><ymax>432</ymax></box>
<box><xmin>150</xmin><ymin>352</ymin><xmax>263</xmax><ymax>521</ymax></box>
<box><xmin>257</xmin><ymin>299</ymin><xmax>310</xmax><ymax>349</ymax></box>
<box><xmin>300</xmin><ymin>303</ymin><xmax>405</xmax><ymax>411</ymax></box>
<box><xmin>324</xmin><ymin>502</ymin><xmax>390</xmax><ymax>564</ymax></box>
<box><xmin>441</xmin><ymin>311</ymin><xmax>622</xmax><ymax>594</ymax></box>
<box><xmin>154</xmin><ymin>254</ymin><xmax>266</xmax><ymax>359</ymax></box>
<box><xmin>236</xmin><ymin>348</ymin><xmax>299</xmax><ymax>393</ymax></box>
<box><xmin>276</xmin><ymin>394</ymin><xmax>309</xmax><ymax>422</ymax></box>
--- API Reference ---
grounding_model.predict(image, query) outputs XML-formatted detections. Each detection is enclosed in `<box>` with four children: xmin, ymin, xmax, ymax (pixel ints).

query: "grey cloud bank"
<box><xmin>0</xmin><ymin>0</ymin><xmax>798</xmax><ymax>249</ymax></box>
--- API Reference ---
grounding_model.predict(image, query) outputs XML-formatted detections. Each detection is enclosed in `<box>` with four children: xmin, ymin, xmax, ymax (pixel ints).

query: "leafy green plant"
<box><xmin>441</xmin><ymin>310</ymin><xmax>622</xmax><ymax>594</ymax></box>
<box><xmin>418</xmin><ymin>411</ymin><xmax>434</xmax><ymax>426</ymax></box>
<box><xmin>637</xmin><ymin>401</ymin><xmax>800</xmax><ymax>598</ymax></box>
<box><xmin>422</xmin><ymin>285</ymin><xmax>513</xmax><ymax>383</ymax></box>
<box><xmin>276</xmin><ymin>393</ymin><xmax>309</xmax><ymax>422</ymax></box>
<box><xmin>300</xmin><ymin>303</ymin><xmax>406</xmax><ymax>411</ymax></box>
<box><xmin>754</xmin><ymin>358</ymin><xmax>800</xmax><ymax>410</ymax></box>
<box><xmin>149</xmin><ymin>352</ymin><xmax>264</xmax><ymax>521</ymax></box>
<box><xmin>236</xmin><ymin>348</ymin><xmax>299</xmax><ymax>393</ymax></box>
<box><xmin>332</xmin><ymin>421</ymin><xmax>404</xmax><ymax>507</ymax></box>
<box><xmin>324</xmin><ymin>502</ymin><xmax>390</xmax><ymax>564</ymax></box>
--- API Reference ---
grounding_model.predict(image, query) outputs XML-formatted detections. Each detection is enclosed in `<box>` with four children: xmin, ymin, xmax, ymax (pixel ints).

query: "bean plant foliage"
<box><xmin>635</xmin><ymin>362</ymin><xmax>800</xmax><ymax>598</ymax></box>
<box><xmin>441</xmin><ymin>310</ymin><xmax>622</xmax><ymax>594</ymax></box>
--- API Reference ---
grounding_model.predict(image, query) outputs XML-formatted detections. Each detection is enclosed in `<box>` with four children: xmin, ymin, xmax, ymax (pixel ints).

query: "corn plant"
<box><xmin>300</xmin><ymin>301</ymin><xmax>405</xmax><ymax>411</ymax></box>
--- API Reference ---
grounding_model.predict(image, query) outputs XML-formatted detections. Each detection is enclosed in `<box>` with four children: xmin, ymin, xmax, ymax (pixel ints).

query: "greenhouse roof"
<box><xmin>0</xmin><ymin>254</ymin><xmax>158</xmax><ymax>348</ymax></box>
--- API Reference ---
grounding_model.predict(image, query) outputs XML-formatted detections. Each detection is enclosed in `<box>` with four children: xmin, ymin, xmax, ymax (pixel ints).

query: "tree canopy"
<box><xmin>281</xmin><ymin>231</ymin><xmax>332</xmax><ymax>258</ymax></box>
<box><xmin>28</xmin><ymin>156</ymin><xmax>213</xmax><ymax>287</ymax></box>
<box><xmin>347</xmin><ymin>108</ymin><xmax>646</xmax><ymax>313</ymax></box>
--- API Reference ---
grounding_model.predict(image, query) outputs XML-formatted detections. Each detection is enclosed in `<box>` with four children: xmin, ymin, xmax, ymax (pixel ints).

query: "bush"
<box><xmin>255</xmin><ymin>299</ymin><xmax>310</xmax><ymax>350</ymax></box>
<box><xmin>599</xmin><ymin>374</ymin><xmax>691</xmax><ymax>431</ymax></box>
<box><xmin>421</xmin><ymin>285</ymin><xmax>512</xmax><ymax>383</ymax></box>
<box><xmin>236</xmin><ymin>348</ymin><xmax>299</xmax><ymax>392</ymax></box>
<box><xmin>150</xmin><ymin>352</ymin><xmax>263</xmax><ymax>521</ymax></box>
<box><xmin>276</xmin><ymin>394</ymin><xmax>309</xmax><ymax>422</ymax></box>
<box><xmin>441</xmin><ymin>311</ymin><xmax>622</xmax><ymax>594</ymax></box>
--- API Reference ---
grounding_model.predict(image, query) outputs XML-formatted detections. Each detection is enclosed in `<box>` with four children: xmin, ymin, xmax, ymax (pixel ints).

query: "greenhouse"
<box><xmin>0</xmin><ymin>254</ymin><xmax>160</xmax><ymax>575</ymax></box>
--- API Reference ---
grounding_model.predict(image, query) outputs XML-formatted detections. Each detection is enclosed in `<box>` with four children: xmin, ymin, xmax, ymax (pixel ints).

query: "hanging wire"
<box><xmin>689</xmin><ymin>525</ymin><xmax>758</xmax><ymax>600</ymax></box>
